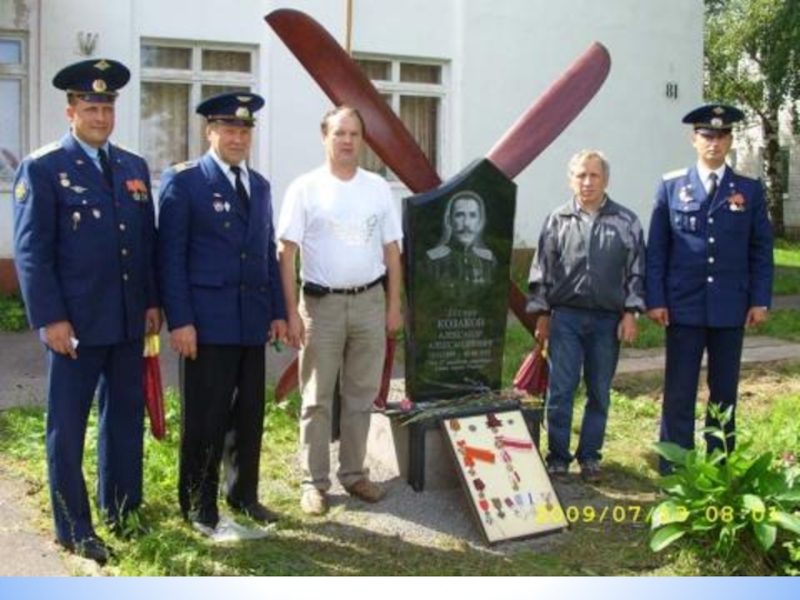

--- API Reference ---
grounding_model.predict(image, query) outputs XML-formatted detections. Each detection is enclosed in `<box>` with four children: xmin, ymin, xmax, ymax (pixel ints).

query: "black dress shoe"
<box><xmin>235</xmin><ymin>502</ymin><xmax>280</xmax><ymax>524</ymax></box>
<box><xmin>61</xmin><ymin>535</ymin><xmax>111</xmax><ymax>565</ymax></box>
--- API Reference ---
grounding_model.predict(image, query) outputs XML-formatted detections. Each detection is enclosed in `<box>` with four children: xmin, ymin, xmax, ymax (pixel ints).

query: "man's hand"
<box><xmin>746</xmin><ymin>306</ymin><xmax>768</xmax><ymax>328</ymax></box>
<box><xmin>646</xmin><ymin>307</ymin><xmax>669</xmax><ymax>327</ymax></box>
<box><xmin>170</xmin><ymin>324</ymin><xmax>198</xmax><ymax>359</ymax></box>
<box><xmin>618</xmin><ymin>312</ymin><xmax>638</xmax><ymax>344</ymax></box>
<box><xmin>285</xmin><ymin>314</ymin><xmax>305</xmax><ymax>348</ymax></box>
<box><xmin>535</xmin><ymin>315</ymin><xmax>550</xmax><ymax>344</ymax></box>
<box><xmin>44</xmin><ymin>320</ymin><xmax>78</xmax><ymax>359</ymax></box>
<box><xmin>145</xmin><ymin>308</ymin><xmax>163</xmax><ymax>335</ymax></box>
<box><xmin>269</xmin><ymin>319</ymin><xmax>288</xmax><ymax>346</ymax></box>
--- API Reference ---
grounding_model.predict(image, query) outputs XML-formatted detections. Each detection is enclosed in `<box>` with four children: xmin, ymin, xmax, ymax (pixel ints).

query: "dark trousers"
<box><xmin>178</xmin><ymin>344</ymin><xmax>266</xmax><ymax>527</ymax></box>
<box><xmin>46</xmin><ymin>340</ymin><xmax>145</xmax><ymax>545</ymax></box>
<box><xmin>659</xmin><ymin>325</ymin><xmax>745</xmax><ymax>473</ymax></box>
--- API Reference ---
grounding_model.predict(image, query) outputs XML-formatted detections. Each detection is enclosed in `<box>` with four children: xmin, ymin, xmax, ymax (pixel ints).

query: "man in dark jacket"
<box><xmin>158</xmin><ymin>92</ymin><xmax>287</xmax><ymax>536</ymax></box>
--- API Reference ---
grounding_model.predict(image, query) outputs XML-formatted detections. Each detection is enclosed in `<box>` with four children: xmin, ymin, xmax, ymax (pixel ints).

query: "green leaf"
<box><xmin>742</xmin><ymin>494</ymin><xmax>766</xmax><ymax>513</ymax></box>
<box><xmin>771</xmin><ymin>511</ymin><xmax>800</xmax><ymax>535</ymax></box>
<box><xmin>739</xmin><ymin>452</ymin><xmax>774</xmax><ymax>488</ymax></box>
<box><xmin>654</xmin><ymin>442</ymin><xmax>689</xmax><ymax>466</ymax></box>
<box><xmin>775</xmin><ymin>488</ymin><xmax>800</xmax><ymax>503</ymax></box>
<box><xmin>752</xmin><ymin>522</ymin><xmax>777</xmax><ymax>551</ymax></box>
<box><xmin>650</xmin><ymin>523</ymin><xmax>686</xmax><ymax>552</ymax></box>
<box><xmin>651</xmin><ymin>501</ymin><xmax>690</xmax><ymax>528</ymax></box>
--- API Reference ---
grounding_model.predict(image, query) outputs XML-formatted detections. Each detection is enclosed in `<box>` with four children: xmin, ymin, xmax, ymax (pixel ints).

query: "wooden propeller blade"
<box><xmin>266</xmin><ymin>10</ymin><xmax>610</xmax><ymax>394</ymax></box>
<box><xmin>487</xmin><ymin>42</ymin><xmax>611</xmax><ymax>179</ymax></box>
<box><xmin>274</xmin><ymin>352</ymin><xmax>299</xmax><ymax>403</ymax></box>
<box><xmin>266</xmin><ymin>8</ymin><xmax>440</xmax><ymax>193</ymax></box>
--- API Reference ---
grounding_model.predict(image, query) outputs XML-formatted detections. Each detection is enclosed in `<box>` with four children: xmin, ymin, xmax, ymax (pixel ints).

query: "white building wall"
<box><xmin>1</xmin><ymin>0</ymin><xmax>704</xmax><ymax>264</ymax></box>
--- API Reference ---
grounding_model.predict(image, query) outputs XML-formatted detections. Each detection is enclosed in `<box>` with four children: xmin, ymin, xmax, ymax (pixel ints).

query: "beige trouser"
<box><xmin>298</xmin><ymin>285</ymin><xmax>386</xmax><ymax>491</ymax></box>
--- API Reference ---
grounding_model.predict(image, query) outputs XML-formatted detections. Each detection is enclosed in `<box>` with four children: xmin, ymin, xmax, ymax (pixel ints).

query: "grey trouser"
<box><xmin>298</xmin><ymin>285</ymin><xmax>386</xmax><ymax>490</ymax></box>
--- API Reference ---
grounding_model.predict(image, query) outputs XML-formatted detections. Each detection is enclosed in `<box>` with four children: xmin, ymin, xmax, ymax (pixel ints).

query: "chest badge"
<box><xmin>728</xmin><ymin>192</ymin><xmax>746</xmax><ymax>212</ymax></box>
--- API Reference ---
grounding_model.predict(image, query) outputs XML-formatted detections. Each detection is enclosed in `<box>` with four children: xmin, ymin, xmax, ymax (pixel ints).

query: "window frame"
<box><xmin>139</xmin><ymin>39</ymin><xmax>257</xmax><ymax>182</ymax></box>
<box><xmin>353</xmin><ymin>54</ymin><xmax>449</xmax><ymax>185</ymax></box>
<box><xmin>0</xmin><ymin>31</ymin><xmax>28</xmax><ymax>189</ymax></box>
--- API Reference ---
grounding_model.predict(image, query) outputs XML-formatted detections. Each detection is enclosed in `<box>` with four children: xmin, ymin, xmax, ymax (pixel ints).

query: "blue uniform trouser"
<box><xmin>659</xmin><ymin>325</ymin><xmax>745</xmax><ymax>474</ymax></box>
<box><xmin>545</xmin><ymin>307</ymin><xmax>621</xmax><ymax>466</ymax></box>
<box><xmin>46</xmin><ymin>340</ymin><xmax>145</xmax><ymax>545</ymax></box>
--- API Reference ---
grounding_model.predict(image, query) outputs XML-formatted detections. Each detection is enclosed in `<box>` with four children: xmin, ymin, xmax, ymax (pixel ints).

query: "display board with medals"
<box><xmin>443</xmin><ymin>409</ymin><xmax>567</xmax><ymax>543</ymax></box>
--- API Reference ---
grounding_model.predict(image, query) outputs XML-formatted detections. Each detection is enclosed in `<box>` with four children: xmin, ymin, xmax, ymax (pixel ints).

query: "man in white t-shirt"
<box><xmin>277</xmin><ymin>106</ymin><xmax>403</xmax><ymax>516</ymax></box>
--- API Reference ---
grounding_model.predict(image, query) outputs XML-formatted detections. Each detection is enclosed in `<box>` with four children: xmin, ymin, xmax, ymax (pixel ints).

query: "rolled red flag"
<box><xmin>373</xmin><ymin>337</ymin><xmax>396</xmax><ymax>410</ymax></box>
<box><xmin>143</xmin><ymin>333</ymin><xmax>166</xmax><ymax>440</ymax></box>
<box><xmin>513</xmin><ymin>342</ymin><xmax>549</xmax><ymax>397</ymax></box>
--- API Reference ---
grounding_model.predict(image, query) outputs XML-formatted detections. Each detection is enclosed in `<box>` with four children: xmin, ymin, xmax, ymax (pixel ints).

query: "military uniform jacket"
<box><xmin>158</xmin><ymin>154</ymin><xmax>286</xmax><ymax>345</ymax></box>
<box><xmin>13</xmin><ymin>133</ymin><xmax>158</xmax><ymax>345</ymax></box>
<box><xmin>645</xmin><ymin>165</ymin><xmax>773</xmax><ymax>327</ymax></box>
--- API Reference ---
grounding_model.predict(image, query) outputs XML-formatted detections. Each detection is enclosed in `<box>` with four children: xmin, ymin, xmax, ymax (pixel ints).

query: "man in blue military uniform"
<box><xmin>13</xmin><ymin>58</ymin><xmax>161</xmax><ymax>564</ymax></box>
<box><xmin>646</xmin><ymin>103</ymin><xmax>774</xmax><ymax>474</ymax></box>
<box><xmin>158</xmin><ymin>92</ymin><xmax>287</xmax><ymax>537</ymax></box>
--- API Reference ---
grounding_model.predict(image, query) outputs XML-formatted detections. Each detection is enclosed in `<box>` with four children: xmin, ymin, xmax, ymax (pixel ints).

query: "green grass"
<box><xmin>2</xmin><ymin>360</ymin><xmax>799</xmax><ymax>576</ymax></box>
<box><xmin>0</xmin><ymin>294</ymin><xmax>28</xmax><ymax>332</ymax></box>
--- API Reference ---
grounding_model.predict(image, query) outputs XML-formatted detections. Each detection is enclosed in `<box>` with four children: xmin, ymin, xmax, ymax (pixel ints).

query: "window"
<box><xmin>354</xmin><ymin>56</ymin><xmax>447</xmax><ymax>182</ymax></box>
<box><xmin>140</xmin><ymin>41</ymin><xmax>256</xmax><ymax>179</ymax></box>
<box><xmin>0</xmin><ymin>35</ymin><xmax>26</xmax><ymax>185</ymax></box>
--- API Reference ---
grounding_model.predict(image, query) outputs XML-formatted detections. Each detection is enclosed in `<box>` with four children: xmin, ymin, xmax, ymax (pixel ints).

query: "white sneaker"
<box><xmin>193</xmin><ymin>515</ymin><xmax>270</xmax><ymax>543</ymax></box>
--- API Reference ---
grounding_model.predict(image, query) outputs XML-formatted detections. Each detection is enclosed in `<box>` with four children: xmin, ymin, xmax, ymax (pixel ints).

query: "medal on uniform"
<box><xmin>213</xmin><ymin>201</ymin><xmax>224</xmax><ymax>212</ymax></box>
<box><xmin>224</xmin><ymin>202</ymin><xmax>231</xmax><ymax>212</ymax></box>
<box><xmin>92</xmin><ymin>208</ymin><xmax>101</xmax><ymax>219</ymax></box>
<box><xmin>679</xmin><ymin>185</ymin><xmax>692</xmax><ymax>203</ymax></box>
<box><xmin>728</xmin><ymin>192</ymin><xmax>746</xmax><ymax>212</ymax></box>
<box><xmin>59</xmin><ymin>172</ymin><xmax>71</xmax><ymax>187</ymax></box>
<box><xmin>72</xmin><ymin>212</ymin><xmax>81</xmax><ymax>230</ymax></box>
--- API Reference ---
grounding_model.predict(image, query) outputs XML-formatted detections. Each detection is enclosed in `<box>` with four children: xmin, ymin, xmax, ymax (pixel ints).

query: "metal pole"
<box><xmin>345</xmin><ymin>0</ymin><xmax>353</xmax><ymax>55</ymax></box>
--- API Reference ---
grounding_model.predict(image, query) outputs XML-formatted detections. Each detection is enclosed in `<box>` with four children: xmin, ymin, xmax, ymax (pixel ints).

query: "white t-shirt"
<box><xmin>277</xmin><ymin>166</ymin><xmax>403</xmax><ymax>288</ymax></box>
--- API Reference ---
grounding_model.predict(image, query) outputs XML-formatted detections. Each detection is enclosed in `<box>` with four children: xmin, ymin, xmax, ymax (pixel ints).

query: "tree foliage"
<box><xmin>704</xmin><ymin>0</ymin><xmax>800</xmax><ymax>235</ymax></box>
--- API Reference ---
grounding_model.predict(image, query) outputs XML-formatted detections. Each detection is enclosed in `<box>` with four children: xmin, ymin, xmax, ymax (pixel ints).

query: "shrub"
<box><xmin>650</xmin><ymin>405</ymin><xmax>800</xmax><ymax>573</ymax></box>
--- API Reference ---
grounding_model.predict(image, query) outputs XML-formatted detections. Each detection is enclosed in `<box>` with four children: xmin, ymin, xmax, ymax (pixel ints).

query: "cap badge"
<box><xmin>712</xmin><ymin>106</ymin><xmax>725</xmax><ymax>115</ymax></box>
<box><xmin>236</xmin><ymin>96</ymin><xmax>252</xmax><ymax>103</ymax></box>
<box><xmin>235</xmin><ymin>107</ymin><xmax>251</xmax><ymax>119</ymax></box>
<box><xmin>711</xmin><ymin>117</ymin><xmax>723</xmax><ymax>128</ymax></box>
<box><xmin>94</xmin><ymin>59</ymin><xmax>111</xmax><ymax>71</ymax></box>
<box><xmin>92</xmin><ymin>79</ymin><xmax>107</xmax><ymax>93</ymax></box>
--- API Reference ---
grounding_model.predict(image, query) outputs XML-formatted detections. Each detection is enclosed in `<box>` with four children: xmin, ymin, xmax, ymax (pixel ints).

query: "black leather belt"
<box><xmin>303</xmin><ymin>276</ymin><xmax>385</xmax><ymax>297</ymax></box>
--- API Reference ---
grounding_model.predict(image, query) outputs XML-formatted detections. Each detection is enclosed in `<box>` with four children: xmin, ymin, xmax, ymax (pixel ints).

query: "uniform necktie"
<box><xmin>98</xmin><ymin>147</ymin><xmax>114</xmax><ymax>188</ymax></box>
<box><xmin>230</xmin><ymin>165</ymin><xmax>250</xmax><ymax>214</ymax></box>
<box><xmin>707</xmin><ymin>172</ymin><xmax>718</xmax><ymax>200</ymax></box>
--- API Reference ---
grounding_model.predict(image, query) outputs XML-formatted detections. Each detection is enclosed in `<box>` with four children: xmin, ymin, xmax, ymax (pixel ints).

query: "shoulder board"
<box><xmin>173</xmin><ymin>160</ymin><xmax>198</xmax><ymax>173</ymax></box>
<box><xmin>427</xmin><ymin>245</ymin><xmax>451</xmax><ymax>260</ymax></box>
<box><xmin>30</xmin><ymin>141</ymin><xmax>62</xmax><ymax>159</ymax></box>
<box><xmin>472</xmin><ymin>247</ymin><xmax>494</xmax><ymax>261</ymax></box>
<box><xmin>113</xmin><ymin>143</ymin><xmax>144</xmax><ymax>159</ymax></box>
<box><xmin>662</xmin><ymin>168</ymin><xmax>688</xmax><ymax>181</ymax></box>
<box><xmin>731</xmin><ymin>170</ymin><xmax>758</xmax><ymax>184</ymax></box>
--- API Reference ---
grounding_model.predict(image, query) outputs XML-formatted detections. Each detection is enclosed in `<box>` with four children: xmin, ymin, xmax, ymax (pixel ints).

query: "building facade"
<box><xmin>0</xmin><ymin>0</ymin><xmax>704</xmax><ymax>292</ymax></box>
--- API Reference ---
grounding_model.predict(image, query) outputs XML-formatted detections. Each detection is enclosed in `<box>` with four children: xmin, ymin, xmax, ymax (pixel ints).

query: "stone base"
<box><xmin>366</xmin><ymin>404</ymin><xmax>543</xmax><ymax>492</ymax></box>
<box><xmin>366</xmin><ymin>411</ymin><xmax>460</xmax><ymax>491</ymax></box>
